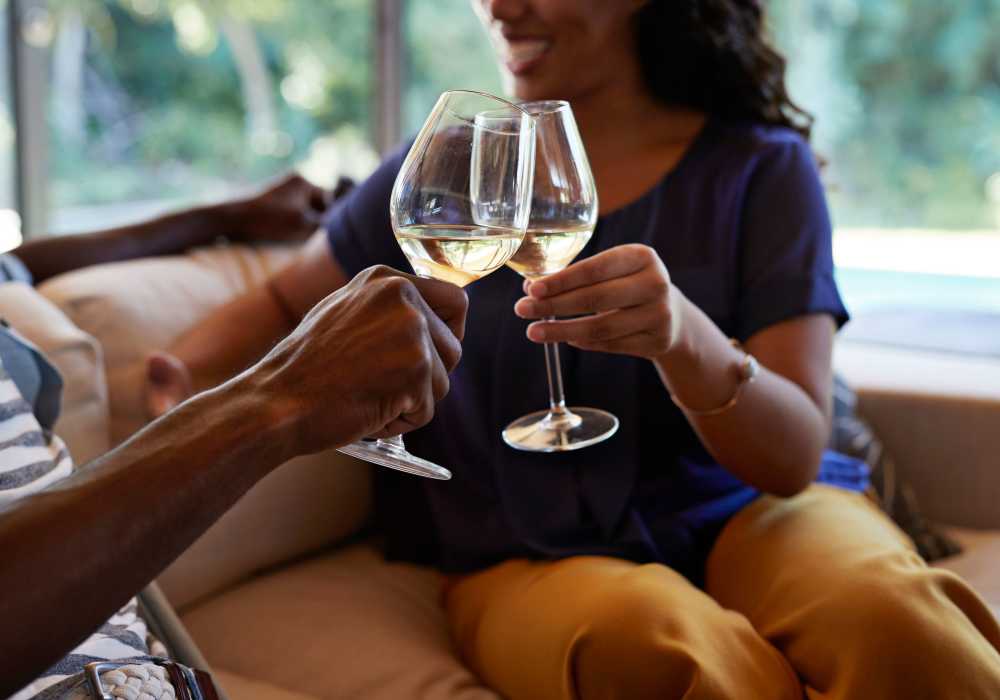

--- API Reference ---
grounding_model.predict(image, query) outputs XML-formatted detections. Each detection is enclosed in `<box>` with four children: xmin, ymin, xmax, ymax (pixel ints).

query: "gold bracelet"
<box><xmin>670</xmin><ymin>342</ymin><xmax>759</xmax><ymax>417</ymax></box>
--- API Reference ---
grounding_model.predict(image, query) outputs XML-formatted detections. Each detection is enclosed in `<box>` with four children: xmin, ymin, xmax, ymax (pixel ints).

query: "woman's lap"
<box><xmin>444</xmin><ymin>485</ymin><xmax>1000</xmax><ymax>700</ymax></box>
<box><xmin>445</xmin><ymin>553</ymin><xmax>799</xmax><ymax>700</ymax></box>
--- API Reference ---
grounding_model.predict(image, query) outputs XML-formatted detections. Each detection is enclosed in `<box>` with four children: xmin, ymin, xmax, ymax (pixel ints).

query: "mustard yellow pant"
<box><xmin>445</xmin><ymin>486</ymin><xmax>1000</xmax><ymax>699</ymax></box>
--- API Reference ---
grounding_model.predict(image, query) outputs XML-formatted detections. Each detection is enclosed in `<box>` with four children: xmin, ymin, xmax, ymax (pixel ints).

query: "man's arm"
<box><xmin>13</xmin><ymin>174</ymin><xmax>338</xmax><ymax>284</ymax></box>
<box><xmin>0</xmin><ymin>266</ymin><xmax>467</xmax><ymax>695</ymax></box>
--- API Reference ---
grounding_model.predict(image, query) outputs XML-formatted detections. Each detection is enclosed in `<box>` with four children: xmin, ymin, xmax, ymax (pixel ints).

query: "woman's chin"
<box><xmin>507</xmin><ymin>77</ymin><xmax>564</xmax><ymax>103</ymax></box>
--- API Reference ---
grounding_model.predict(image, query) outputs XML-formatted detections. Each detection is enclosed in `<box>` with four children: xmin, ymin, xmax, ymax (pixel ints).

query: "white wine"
<box><xmin>505</xmin><ymin>224</ymin><xmax>593</xmax><ymax>279</ymax></box>
<box><xmin>395</xmin><ymin>224</ymin><xmax>524</xmax><ymax>287</ymax></box>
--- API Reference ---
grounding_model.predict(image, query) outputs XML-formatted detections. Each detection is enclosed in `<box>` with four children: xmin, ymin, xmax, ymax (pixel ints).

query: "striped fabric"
<box><xmin>0</xmin><ymin>356</ymin><xmax>151</xmax><ymax>700</ymax></box>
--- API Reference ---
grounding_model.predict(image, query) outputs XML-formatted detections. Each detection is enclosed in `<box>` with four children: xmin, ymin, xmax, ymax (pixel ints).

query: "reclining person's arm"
<box><xmin>152</xmin><ymin>231</ymin><xmax>351</xmax><ymax>398</ymax></box>
<box><xmin>0</xmin><ymin>267</ymin><xmax>466</xmax><ymax>696</ymax></box>
<box><xmin>148</xmin><ymin>146</ymin><xmax>405</xmax><ymax>413</ymax></box>
<box><xmin>14</xmin><ymin>174</ymin><xmax>332</xmax><ymax>284</ymax></box>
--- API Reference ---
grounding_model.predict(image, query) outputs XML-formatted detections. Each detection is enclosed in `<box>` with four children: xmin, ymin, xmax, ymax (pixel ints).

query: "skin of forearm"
<box><xmin>170</xmin><ymin>283</ymin><xmax>297</xmax><ymax>392</ymax></box>
<box><xmin>653</xmin><ymin>295</ymin><xmax>829</xmax><ymax>497</ymax></box>
<box><xmin>169</xmin><ymin>235</ymin><xmax>350</xmax><ymax>392</ymax></box>
<box><xmin>0</xmin><ymin>371</ymin><xmax>293</xmax><ymax>695</ymax></box>
<box><xmin>14</xmin><ymin>204</ymin><xmax>231</xmax><ymax>283</ymax></box>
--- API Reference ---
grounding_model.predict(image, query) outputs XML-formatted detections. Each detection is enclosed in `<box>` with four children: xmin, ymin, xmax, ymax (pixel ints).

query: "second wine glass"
<box><xmin>502</xmin><ymin>100</ymin><xmax>619</xmax><ymax>453</ymax></box>
<box><xmin>338</xmin><ymin>90</ymin><xmax>536</xmax><ymax>479</ymax></box>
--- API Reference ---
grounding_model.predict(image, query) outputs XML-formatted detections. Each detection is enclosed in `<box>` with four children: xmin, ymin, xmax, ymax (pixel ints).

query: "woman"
<box><xmin>149</xmin><ymin>1</ymin><xmax>1000</xmax><ymax>697</ymax></box>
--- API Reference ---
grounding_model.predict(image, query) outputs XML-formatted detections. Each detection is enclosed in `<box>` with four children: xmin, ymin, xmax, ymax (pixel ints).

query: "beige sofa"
<box><xmin>6</xmin><ymin>244</ymin><xmax>999</xmax><ymax>698</ymax></box>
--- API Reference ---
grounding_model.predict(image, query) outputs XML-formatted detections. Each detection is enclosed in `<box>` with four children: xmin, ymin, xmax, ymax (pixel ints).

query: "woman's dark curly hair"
<box><xmin>636</xmin><ymin>0</ymin><xmax>814</xmax><ymax>141</ymax></box>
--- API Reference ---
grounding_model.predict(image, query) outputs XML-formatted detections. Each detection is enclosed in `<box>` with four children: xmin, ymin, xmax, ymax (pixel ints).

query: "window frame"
<box><xmin>10</xmin><ymin>0</ymin><xmax>49</xmax><ymax>237</ymax></box>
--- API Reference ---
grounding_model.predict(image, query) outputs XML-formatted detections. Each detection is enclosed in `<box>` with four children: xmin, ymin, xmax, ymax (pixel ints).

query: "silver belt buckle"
<box><xmin>83</xmin><ymin>663</ymin><xmax>124</xmax><ymax>700</ymax></box>
<box><xmin>83</xmin><ymin>661</ymin><xmax>184</xmax><ymax>700</ymax></box>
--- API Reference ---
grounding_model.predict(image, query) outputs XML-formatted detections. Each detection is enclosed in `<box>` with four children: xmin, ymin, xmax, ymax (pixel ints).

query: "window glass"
<box><xmin>0</xmin><ymin>0</ymin><xmax>20</xmax><ymax>252</ymax></box>
<box><xmin>403</xmin><ymin>0</ymin><xmax>502</xmax><ymax>137</ymax></box>
<box><xmin>44</xmin><ymin>0</ymin><xmax>377</xmax><ymax>233</ymax></box>
<box><xmin>769</xmin><ymin>1</ymin><xmax>1000</xmax><ymax>331</ymax></box>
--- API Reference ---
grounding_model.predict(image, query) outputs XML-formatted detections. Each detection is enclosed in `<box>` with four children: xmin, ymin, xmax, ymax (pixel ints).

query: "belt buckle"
<box><xmin>83</xmin><ymin>661</ymin><xmax>197</xmax><ymax>700</ymax></box>
<box><xmin>83</xmin><ymin>662</ymin><xmax>123</xmax><ymax>700</ymax></box>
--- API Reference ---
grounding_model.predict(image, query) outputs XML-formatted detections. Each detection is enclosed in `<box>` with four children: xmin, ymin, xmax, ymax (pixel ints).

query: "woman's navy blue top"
<box><xmin>324</xmin><ymin>119</ymin><xmax>867</xmax><ymax>583</ymax></box>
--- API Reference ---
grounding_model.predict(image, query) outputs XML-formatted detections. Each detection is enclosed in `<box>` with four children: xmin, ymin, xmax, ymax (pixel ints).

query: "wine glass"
<box><xmin>502</xmin><ymin>100</ymin><xmax>619</xmax><ymax>452</ymax></box>
<box><xmin>338</xmin><ymin>90</ymin><xmax>536</xmax><ymax>480</ymax></box>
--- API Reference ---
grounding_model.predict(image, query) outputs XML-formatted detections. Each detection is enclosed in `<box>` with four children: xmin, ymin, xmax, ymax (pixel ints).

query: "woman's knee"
<box><xmin>571</xmin><ymin>565</ymin><xmax>800</xmax><ymax>700</ymax></box>
<box><xmin>814</xmin><ymin>565</ymin><xmax>1000</xmax><ymax>693</ymax></box>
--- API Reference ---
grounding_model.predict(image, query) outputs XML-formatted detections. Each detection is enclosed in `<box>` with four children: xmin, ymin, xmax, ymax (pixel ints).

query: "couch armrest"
<box><xmin>37</xmin><ymin>245</ymin><xmax>372</xmax><ymax>610</ymax></box>
<box><xmin>835</xmin><ymin>341</ymin><xmax>1000</xmax><ymax>529</ymax></box>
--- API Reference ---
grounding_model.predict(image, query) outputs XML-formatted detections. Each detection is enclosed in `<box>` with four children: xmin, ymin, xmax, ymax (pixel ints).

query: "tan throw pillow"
<box><xmin>0</xmin><ymin>281</ymin><xmax>110</xmax><ymax>465</ymax></box>
<box><xmin>38</xmin><ymin>244</ymin><xmax>298</xmax><ymax>443</ymax></box>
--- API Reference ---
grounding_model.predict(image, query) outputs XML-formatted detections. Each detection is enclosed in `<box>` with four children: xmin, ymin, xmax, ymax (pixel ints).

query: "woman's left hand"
<box><xmin>514</xmin><ymin>244</ymin><xmax>684</xmax><ymax>360</ymax></box>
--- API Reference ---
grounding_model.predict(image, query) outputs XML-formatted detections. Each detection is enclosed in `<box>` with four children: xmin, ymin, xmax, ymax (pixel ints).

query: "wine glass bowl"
<box><xmin>338</xmin><ymin>90</ymin><xmax>537</xmax><ymax>479</ymax></box>
<box><xmin>391</xmin><ymin>93</ymin><xmax>535</xmax><ymax>288</ymax></box>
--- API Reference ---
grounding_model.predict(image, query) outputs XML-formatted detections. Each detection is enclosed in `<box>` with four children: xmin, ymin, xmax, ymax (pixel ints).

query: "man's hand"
<box><xmin>222</xmin><ymin>174</ymin><xmax>353</xmax><ymax>244</ymax></box>
<box><xmin>237</xmin><ymin>265</ymin><xmax>467</xmax><ymax>453</ymax></box>
<box><xmin>0</xmin><ymin>265</ymin><xmax>463</xmax><ymax>693</ymax></box>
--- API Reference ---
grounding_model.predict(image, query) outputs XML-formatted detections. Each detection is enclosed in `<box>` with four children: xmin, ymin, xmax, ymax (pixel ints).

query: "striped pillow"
<box><xmin>1</xmin><ymin>359</ymin><xmax>152</xmax><ymax>700</ymax></box>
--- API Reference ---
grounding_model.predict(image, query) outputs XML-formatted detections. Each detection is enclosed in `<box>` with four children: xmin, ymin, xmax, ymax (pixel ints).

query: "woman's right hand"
<box><xmin>144</xmin><ymin>351</ymin><xmax>194</xmax><ymax>420</ymax></box>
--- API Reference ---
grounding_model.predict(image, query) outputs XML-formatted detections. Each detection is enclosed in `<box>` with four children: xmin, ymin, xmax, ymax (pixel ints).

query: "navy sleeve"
<box><xmin>323</xmin><ymin>141</ymin><xmax>413</xmax><ymax>278</ymax></box>
<box><xmin>735</xmin><ymin>136</ymin><xmax>848</xmax><ymax>341</ymax></box>
<box><xmin>0</xmin><ymin>253</ymin><xmax>32</xmax><ymax>285</ymax></box>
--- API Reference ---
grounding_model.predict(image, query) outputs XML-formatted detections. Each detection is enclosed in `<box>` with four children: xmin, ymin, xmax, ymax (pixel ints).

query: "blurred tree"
<box><xmin>403</xmin><ymin>0</ymin><xmax>500</xmax><ymax>134</ymax></box>
<box><xmin>771</xmin><ymin>0</ymin><xmax>1000</xmax><ymax>229</ymax></box>
<box><xmin>44</xmin><ymin>0</ymin><xmax>372</xmax><ymax>211</ymax></box>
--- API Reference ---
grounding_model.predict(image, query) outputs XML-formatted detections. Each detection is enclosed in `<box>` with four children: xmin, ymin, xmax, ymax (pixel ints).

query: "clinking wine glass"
<box><xmin>502</xmin><ymin>100</ymin><xmax>620</xmax><ymax>452</ymax></box>
<box><xmin>337</xmin><ymin>90</ymin><xmax>536</xmax><ymax>479</ymax></box>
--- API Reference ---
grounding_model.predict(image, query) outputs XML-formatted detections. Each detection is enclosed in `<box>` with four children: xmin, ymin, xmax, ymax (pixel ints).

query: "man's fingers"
<box><xmin>515</xmin><ymin>275</ymin><xmax>650</xmax><ymax>319</ymax></box>
<box><xmin>409</xmin><ymin>276</ymin><xmax>469</xmax><ymax>343</ymax></box>
<box><xmin>378</xmin><ymin>377</ymin><xmax>438</xmax><ymax>437</ymax></box>
<box><xmin>527</xmin><ymin>245</ymin><xmax>655</xmax><ymax>299</ymax></box>
<box><xmin>406</xmin><ymin>287</ymin><xmax>463</xmax><ymax>372</ymax></box>
<box><xmin>427</xmin><ymin>336</ymin><xmax>451</xmax><ymax>401</ymax></box>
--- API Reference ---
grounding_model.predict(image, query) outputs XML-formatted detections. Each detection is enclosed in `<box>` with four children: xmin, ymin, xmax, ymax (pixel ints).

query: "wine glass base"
<box><xmin>502</xmin><ymin>407</ymin><xmax>619</xmax><ymax>453</ymax></box>
<box><xmin>338</xmin><ymin>439</ymin><xmax>452</xmax><ymax>480</ymax></box>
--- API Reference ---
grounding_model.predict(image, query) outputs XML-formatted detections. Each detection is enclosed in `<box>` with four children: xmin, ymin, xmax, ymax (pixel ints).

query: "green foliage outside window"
<box><xmin>46</xmin><ymin>0</ymin><xmax>372</xmax><ymax>210</ymax></box>
<box><xmin>771</xmin><ymin>0</ymin><xmax>1000</xmax><ymax>229</ymax></box>
<box><xmin>34</xmin><ymin>0</ymin><xmax>1000</xmax><ymax>233</ymax></box>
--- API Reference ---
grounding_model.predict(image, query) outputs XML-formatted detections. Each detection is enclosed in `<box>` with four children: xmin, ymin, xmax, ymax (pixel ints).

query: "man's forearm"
<box><xmin>0</xmin><ymin>371</ymin><xmax>293</xmax><ymax>695</ymax></box>
<box><xmin>14</xmin><ymin>203</ymin><xmax>234</xmax><ymax>283</ymax></box>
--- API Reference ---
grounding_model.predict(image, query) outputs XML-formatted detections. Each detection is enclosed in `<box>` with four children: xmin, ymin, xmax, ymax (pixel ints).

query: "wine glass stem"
<box><xmin>543</xmin><ymin>317</ymin><xmax>569</xmax><ymax>417</ymax></box>
<box><xmin>380</xmin><ymin>435</ymin><xmax>407</xmax><ymax>450</ymax></box>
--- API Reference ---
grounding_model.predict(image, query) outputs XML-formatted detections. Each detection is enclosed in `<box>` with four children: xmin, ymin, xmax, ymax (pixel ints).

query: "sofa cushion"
<box><xmin>937</xmin><ymin>528</ymin><xmax>1000</xmax><ymax>621</ymax></box>
<box><xmin>0</xmin><ymin>282</ymin><xmax>109</xmax><ymax>465</ymax></box>
<box><xmin>157</xmin><ymin>454</ymin><xmax>372</xmax><ymax>611</ymax></box>
<box><xmin>211</xmin><ymin>669</ymin><xmax>321</xmax><ymax>700</ymax></box>
<box><xmin>834</xmin><ymin>341</ymin><xmax>1000</xmax><ymax>530</ymax></box>
<box><xmin>37</xmin><ymin>245</ymin><xmax>374</xmax><ymax>610</ymax></box>
<box><xmin>182</xmin><ymin>544</ymin><xmax>499</xmax><ymax>700</ymax></box>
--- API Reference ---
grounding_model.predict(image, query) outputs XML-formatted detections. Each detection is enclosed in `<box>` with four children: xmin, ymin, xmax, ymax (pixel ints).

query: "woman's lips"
<box><xmin>499</xmin><ymin>38</ymin><xmax>552</xmax><ymax>75</ymax></box>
